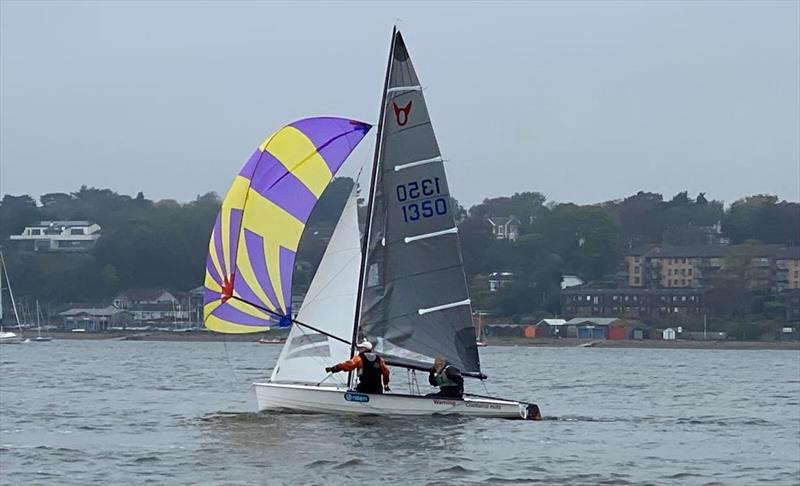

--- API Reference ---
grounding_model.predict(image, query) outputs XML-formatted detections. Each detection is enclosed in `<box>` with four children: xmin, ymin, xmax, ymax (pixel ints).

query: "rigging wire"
<box><xmin>222</xmin><ymin>334</ymin><xmax>252</xmax><ymax>388</ymax></box>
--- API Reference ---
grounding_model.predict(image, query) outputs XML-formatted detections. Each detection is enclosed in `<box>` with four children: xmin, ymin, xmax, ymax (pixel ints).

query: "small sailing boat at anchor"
<box><xmin>203</xmin><ymin>28</ymin><xmax>541</xmax><ymax>420</ymax></box>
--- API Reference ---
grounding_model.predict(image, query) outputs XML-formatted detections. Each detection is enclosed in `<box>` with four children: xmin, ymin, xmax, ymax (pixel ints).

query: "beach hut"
<box><xmin>663</xmin><ymin>328</ymin><xmax>676</xmax><ymax>340</ymax></box>
<box><xmin>608</xmin><ymin>322</ymin><xmax>627</xmax><ymax>340</ymax></box>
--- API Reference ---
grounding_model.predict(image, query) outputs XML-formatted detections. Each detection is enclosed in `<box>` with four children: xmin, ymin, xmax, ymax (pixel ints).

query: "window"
<box><xmin>30</xmin><ymin>229</ymin><xmax>41</xmax><ymax>235</ymax></box>
<box><xmin>681</xmin><ymin>296</ymin><xmax>686</xmax><ymax>302</ymax></box>
<box><xmin>593</xmin><ymin>296</ymin><xmax>599</xmax><ymax>304</ymax></box>
<box><xmin>682</xmin><ymin>258</ymin><xmax>687</xmax><ymax>264</ymax></box>
<box><xmin>70</xmin><ymin>228</ymin><xmax>84</xmax><ymax>235</ymax></box>
<box><xmin>681</xmin><ymin>269</ymin><xmax>686</xmax><ymax>276</ymax></box>
<box><xmin>633</xmin><ymin>296</ymin><xmax>638</xmax><ymax>302</ymax></box>
<box><xmin>634</xmin><ymin>276</ymin><xmax>641</xmax><ymax>284</ymax></box>
<box><xmin>688</xmin><ymin>268</ymin><xmax>693</xmax><ymax>276</ymax></box>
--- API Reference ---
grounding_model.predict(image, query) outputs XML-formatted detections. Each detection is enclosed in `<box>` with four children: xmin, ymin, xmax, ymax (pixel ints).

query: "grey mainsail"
<box><xmin>358</xmin><ymin>31</ymin><xmax>481</xmax><ymax>373</ymax></box>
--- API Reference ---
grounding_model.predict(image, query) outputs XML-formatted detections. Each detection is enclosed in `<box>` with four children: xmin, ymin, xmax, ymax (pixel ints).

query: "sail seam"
<box><xmin>386</xmin><ymin>85</ymin><xmax>422</xmax><ymax>93</ymax></box>
<box><xmin>404</xmin><ymin>227</ymin><xmax>458</xmax><ymax>243</ymax></box>
<box><xmin>393</xmin><ymin>156</ymin><xmax>443</xmax><ymax>171</ymax></box>
<box><xmin>418</xmin><ymin>299</ymin><xmax>472</xmax><ymax>315</ymax></box>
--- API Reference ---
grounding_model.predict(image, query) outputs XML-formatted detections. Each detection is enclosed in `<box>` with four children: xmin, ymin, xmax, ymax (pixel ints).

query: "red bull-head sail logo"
<box><xmin>392</xmin><ymin>101</ymin><xmax>412</xmax><ymax>126</ymax></box>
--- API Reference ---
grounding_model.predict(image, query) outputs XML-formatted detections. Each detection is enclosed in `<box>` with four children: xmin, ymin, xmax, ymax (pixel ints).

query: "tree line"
<box><xmin>0</xmin><ymin>183</ymin><xmax>797</xmax><ymax>318</ymax></box>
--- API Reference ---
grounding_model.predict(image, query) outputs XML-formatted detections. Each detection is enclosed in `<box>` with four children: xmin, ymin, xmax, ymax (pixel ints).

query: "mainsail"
<box><xmin>204</xmin><ymin>117</ymin><xmax>371</xmax><ymax>333</ymax></box>
<box><xmin>270</xmin><ymin>188</ymin><xmax>361</xmax><ymax>385</ymax></box>
<box><xmin>358</xmin><ymin>31</ymin><xmax>481</xmax><ymax>373</ymax></box>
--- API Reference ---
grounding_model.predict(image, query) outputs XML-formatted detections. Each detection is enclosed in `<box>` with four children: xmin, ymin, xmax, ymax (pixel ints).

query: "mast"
<box><xmin>0</xmin><ymin>251</ymin><xmax>22</xmax><ymax>332</ymax></box>
<box><xmin>36</xmin><ymin>300</ymin><xmax>42</xmax><ymax>338</ymax></box>
<box><xmin>347</xmin><ymin>26</ymin><xmax>397</xmax><ymax>389</ymax></box>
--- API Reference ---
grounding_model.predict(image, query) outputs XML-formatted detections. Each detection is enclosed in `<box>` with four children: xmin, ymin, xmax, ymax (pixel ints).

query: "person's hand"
<box><xmin>325</xmin><ymin>367</ymin><xmax>334</xmax><ymax>373</ymax></box>
<box><xmin>384</xmin><ymin>385</ymin><xmax>391</xmax><ymax>392</ymax></box>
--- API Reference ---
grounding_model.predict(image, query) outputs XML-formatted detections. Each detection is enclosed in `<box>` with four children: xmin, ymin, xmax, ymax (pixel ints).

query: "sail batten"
<box><xmin>203</xmin><ymin>117</ymin><xmax>371</xmax><ymax>334</ymax></box>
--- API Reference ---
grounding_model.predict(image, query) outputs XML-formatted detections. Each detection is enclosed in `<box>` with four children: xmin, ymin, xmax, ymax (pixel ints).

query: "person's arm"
<box><xmin>428</xmin><ymin>368</ymin><xmax>437</xmax><ymax>386</ymax></box>
<box><xmin>328</xmin><ymin>355</ymin><xmax>361</xmax><ymax>373</ymax></box>
<box><xmin>380</xmin><ymin>359</ymin><xmax>391</xmax><ymax>389</ymax></box>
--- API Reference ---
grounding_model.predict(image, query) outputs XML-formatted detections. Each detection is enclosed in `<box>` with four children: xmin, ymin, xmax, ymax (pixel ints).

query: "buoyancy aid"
<box><xmin>358</xmin><ymin>351</ymin><xmax>383</xmax><ymax>390</ymax></box>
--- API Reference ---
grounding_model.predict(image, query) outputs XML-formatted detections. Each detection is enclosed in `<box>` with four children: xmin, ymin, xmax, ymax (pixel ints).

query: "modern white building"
<box><xmin>10</xmin><ymin>221</ymin><xmax>101</xmax><ymax>252</ymax></box>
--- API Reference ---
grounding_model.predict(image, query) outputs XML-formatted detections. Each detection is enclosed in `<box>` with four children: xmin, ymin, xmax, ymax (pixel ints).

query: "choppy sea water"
<box><xmin>1</xmin><ymin>341</ymin><xmax>798</xmax><ymax>485</ymax></box>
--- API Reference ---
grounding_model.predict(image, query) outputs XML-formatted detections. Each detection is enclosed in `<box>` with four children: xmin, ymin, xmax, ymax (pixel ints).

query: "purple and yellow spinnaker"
<box><xmin>203</xmin><ymin>117</ymin><xmax>371</xmax><ymax>333</ymax></box>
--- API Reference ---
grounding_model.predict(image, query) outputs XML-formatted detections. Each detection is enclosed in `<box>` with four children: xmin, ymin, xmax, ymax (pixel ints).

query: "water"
<box><xmin>1</xmin><ymin>341</ymin><xmax>798</xmax><ymax>485</ymax></box>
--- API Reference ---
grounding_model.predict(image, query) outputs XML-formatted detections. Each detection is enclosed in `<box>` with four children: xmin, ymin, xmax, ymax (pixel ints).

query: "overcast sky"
<box><xmin>1</xmin><ymin>1</ymin><xmax>798</xmax><ymax>208</ymax></box>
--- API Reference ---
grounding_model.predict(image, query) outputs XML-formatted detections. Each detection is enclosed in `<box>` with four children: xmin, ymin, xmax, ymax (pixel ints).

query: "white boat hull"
<box><xmin>254</xmin><ymin>382</ymin><xmax>540</xmax><ymax>420</ymax></box>
<box><xmin>0</xmin><ymin>332</ymin><xmax>23</xmax><ymax>344</ymax></box>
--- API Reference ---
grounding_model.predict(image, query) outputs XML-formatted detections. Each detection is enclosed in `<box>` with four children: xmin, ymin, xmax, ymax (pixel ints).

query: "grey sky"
<box><xmin>1</xmin><ymin>1</ymin><xmax>798</xmax><ymax>209</ymax></box>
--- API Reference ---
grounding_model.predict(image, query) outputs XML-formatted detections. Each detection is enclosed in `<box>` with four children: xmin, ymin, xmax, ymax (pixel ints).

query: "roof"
<box><xmin>536</xmin><ymin>319</ymin><xmax>567</xmax><ymax>326</ymax></box>
<box><xmin>650</xmin><ymin>246</ymin><xmax>729</xmax><ymax>258</ymax></box>
<box><xmin>561</xmin><ymin>275</ymin><xmax>584</xmax><ymax>289</ymax></box>
<box><xmin>116</xmin><ymin>289</ymin><xmax>175</xmax><ymax>301</ymax></box>
<box><xmin>566</xmin><ymin>317</ymin><xmax>623</xmax><ymax>326</ymax></box>
<box><xmin>626</xmin><ymin>244</ymin><xmax>659</xmax><ymax>256</ymax></box>
<box><xmin>630</xmin><ymin>244</ymin><xmax>800</xmax><ymax>259</ymax></box>
<box><xmin>561</xmin><ymin>287</ymin><xmax>704</xmax><ymax>295</ymax></box>
<box><xmin>60</xmin><ymin>306</ymin><xmax>128</xmax><ymax>317</ymax></box>
<box><xmin>487</xmin><ymin>216</ymin><xmax>520</xmax><ymax>226</ymax></box>
<box><xmin>29</xmin><ymin>220</ymin><xmax>94</xmax><ymax>228</ymax></box>
<box><xmin>775</xmin><ymin>247</ymin><xmax>800</xmax><ymax>260</ymax></box>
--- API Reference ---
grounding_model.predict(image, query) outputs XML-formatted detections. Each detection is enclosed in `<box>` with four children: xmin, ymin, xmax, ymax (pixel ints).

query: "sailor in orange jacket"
<box><xmin>325</xmin><ymin>340</ymin><xmax>390</xmax><ymax>394</ymax></box>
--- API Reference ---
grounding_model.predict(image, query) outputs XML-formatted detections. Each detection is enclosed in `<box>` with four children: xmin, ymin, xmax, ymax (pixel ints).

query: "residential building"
<box><xmin>10</xmin><ymin>221</ymin><xmax>101</xmax><ymax>252</ymax></box>
<box><xmin>487</xmin><ymin>216</ymin><xmax>520</xmax><ymax>241</ymax></box>
<box><xmin>129</xmin><ymin>303</ymin><xmax>189</xmax><ymax>323</ymax></box>
<box><xmin>113</xmin><ymin>289</ymin><xmax>180</xmax><ymax>309</ymax></box>
<box><xmin>561</xmin><ymin>287</ymin><xmax>705</xmax><ymax>318</ymax></box>
<box><xmin>775</xmin><ymin>248</ymin><xmax>800</xmax><ymax>290</ymax></box>
<box><xmin>625</xmin><ymin>244</ymin><xmax>800</xmax><ymax>292</ymax></box>
<box><xmin>488</xmin><ymin>272</ymin><xmax>514</xmax><ymax>292</ymax></box>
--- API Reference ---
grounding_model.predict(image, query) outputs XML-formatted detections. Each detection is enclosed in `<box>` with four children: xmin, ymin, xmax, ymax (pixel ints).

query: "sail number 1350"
<box><xmin>396</xmin><ymin>177</ymin><xmax>448</xmax><ymax>223</ymax></box>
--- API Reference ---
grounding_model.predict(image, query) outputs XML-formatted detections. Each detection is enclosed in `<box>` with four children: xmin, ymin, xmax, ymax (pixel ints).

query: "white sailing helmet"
<box><xmin>357</xmin><ymin>339</ymin><xmax>373</xmax><ymax>351</ymax></box>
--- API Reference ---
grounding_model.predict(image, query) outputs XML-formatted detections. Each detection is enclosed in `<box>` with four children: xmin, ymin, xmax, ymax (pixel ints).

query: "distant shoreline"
<box><xmin>22</xmin><ymin>331</ymin><xmax>800</xmax><ymax>350</ymax></box>
<box><xmin>488</xmin><ymin>337</ymin><xmax>800</xmax><ymax>350</ymax></box>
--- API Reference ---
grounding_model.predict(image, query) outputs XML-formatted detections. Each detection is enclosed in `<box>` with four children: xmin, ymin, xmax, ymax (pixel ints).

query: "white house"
<box><xmin>10</xmin><ymin>220</ymin><xmax>101</xmax><ymax>252</ymax></box>
<box><xmin>113</xmin><ymin>289</ymin><xmax>180</xmax><ymax>309</ymax></box>
<box><xmin>663</xmin><ymin>328</ymin><xmax>677</xmax><ymax>340</ymax></box>
<box><xmin>487</xmin><ymin>216</ymin><xmax>520</xmax><ymax>242</ymax></box>
<box><xmin>488</xmin><ymin>272</ymin><xmax>514</xmax><ymax>292</ymax></box>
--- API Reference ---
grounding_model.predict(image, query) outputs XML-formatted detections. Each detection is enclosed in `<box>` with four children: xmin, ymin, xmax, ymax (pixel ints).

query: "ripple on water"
<box><xmin>1</xmin><ymin>343</ymin><xmax>797</xmax><ymax>485</ymax></box>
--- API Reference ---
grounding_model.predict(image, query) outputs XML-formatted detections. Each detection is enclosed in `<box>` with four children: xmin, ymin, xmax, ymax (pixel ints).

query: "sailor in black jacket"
<box><xmin>427</xmin><ymin>356</ymin><xmax>464</xmax><ymax>398</ymax></box>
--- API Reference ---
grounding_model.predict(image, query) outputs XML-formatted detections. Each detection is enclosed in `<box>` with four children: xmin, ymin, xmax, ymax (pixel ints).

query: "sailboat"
<box><xmin>32</xmin><ymin>300</ymin><xmax>52</xmax><ymax>342</ymax></box>
<box><xmin>476</xmin><ymin>312</ymin><xmax>488</xmax><ymax>347</ymax></box>
<box><xmin>0</xmin><ymin>250</ymin><xmax>24</xmax><ymax>344</ymax></box>
<box><xmin>203</xmin><ymin>29</ymin><xmax>541</xmax><ymax>420</ymax></box>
